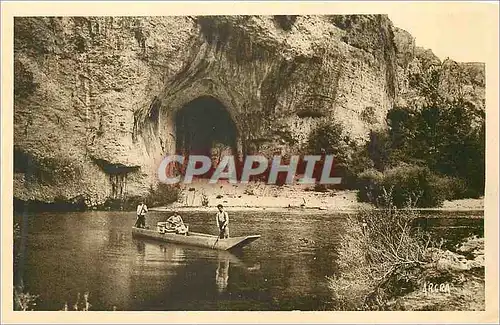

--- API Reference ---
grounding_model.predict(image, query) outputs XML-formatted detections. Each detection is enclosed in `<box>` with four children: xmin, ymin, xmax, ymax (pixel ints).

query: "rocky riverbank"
<box><xmin>387</xmin><ymin>236</ymin><xmax>485</xmax><ymax>311</ymax></box>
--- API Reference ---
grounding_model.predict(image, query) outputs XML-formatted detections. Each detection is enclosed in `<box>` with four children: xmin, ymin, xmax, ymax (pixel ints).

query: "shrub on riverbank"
<box><xmin>14</xmin><ymin>287</ymin><xmax>39</xmax><ymax>311</ymax></box>
<box><xmin>102</xmin><ymin>183</ymin><xmax>182</xmax><ymax>210</ymax></box>
<box><xmin>356</xmin><ymin>164</ymin><xmax>456</xmax><ymax>208</ymax></box>
<box><xmin>327</xmin><ymin>205</ymin><xmax>485</xmax><ymax>310</ymax></box>
<box><xmin>328</xmin><ymin>205</ymin><xmax>430</xmax><ymax>310</ymax></box>
<box><xmin>346</xmin><ymin>90</ymin><xmax>485</xmax><ymax>206</ymax></box>
<box><xmin>359</xmin><ymin>100</ymin><xmax>484</xmax><ymax>200</ymax></box>
<box><xmin>145</xmin><ymin>183</ymin><xmax>181</xmax><ymax>207</ymax></box>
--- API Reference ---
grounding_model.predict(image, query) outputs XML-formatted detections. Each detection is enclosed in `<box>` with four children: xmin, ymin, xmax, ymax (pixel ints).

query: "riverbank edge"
<box><xmin>13</xmin><ymin>189</ymin><xmax>484</xmax><ymax>214</ymax></box>
<box><xmin>149</xmin><ymin>205</ymin><xmax>485</xmax><ymax>214</ymax></box>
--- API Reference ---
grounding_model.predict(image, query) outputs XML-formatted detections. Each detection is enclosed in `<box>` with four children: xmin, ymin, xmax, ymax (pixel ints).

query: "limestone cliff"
<box><xmin>13</xmin><ymin>15</ymin><xmax>485</xmax><ymax>208</ymax></box>
<box><xmin>393</xmin><ymin>27</ymin><xmax>485</xmax><ymax>110</ymax></box>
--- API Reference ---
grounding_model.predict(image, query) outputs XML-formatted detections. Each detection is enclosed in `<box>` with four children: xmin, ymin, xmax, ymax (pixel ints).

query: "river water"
<box><xmin>13</xmin><ymin>210</ymin><xmax>483</xmax><ymax>311</ymax></box>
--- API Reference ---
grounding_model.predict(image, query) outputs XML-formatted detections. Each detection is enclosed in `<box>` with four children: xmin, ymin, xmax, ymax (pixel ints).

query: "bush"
<box><xmin>384</xmin><ymin>101</ymin><xmax>485</xmax><ymax>198</ymax></box>
<box><xmin>357</xmin><ymin>164</ymin><xmax>453</xmax><ymax>208</ymax></box>
<box><xmin>328</xmin><ymin>203</ymin><xmax>485</xmax><ymax>310</ymax></box>
<box><xmin>446</xmin><ymin>177</ymin><xmax>469</xmax><ymax>199</ymax></box>
<box><xmin>14</xmin><ymin>288</ymin><xmax>39</xmax><ymax>311</ymax></box>
<box><xmin>327</xmin><ymin>206</ymin><xmax>432</xmax><ymax>310</ymax></box>
<box><xmin>356</xmin><ymin>169</ymin><xmax>384</xmax><ymax>203</ymax></box>
<box><xmin>384</xmin><ymin>165</ymin><xmax>451</xmax><ymax>208</ymax></box>
<box><xmin>306</xmin><ymin>121</ymin><xmax>354</xmax><ymax>188</ymax></box>
<box><xmin>145</xmin><ymin>183</ymin><xmax>181</xmax><ymax>207</ymax></box>
<box><xmin>307</xmin><ymin>121</ymin><xmax>350</xmax><ymax>162</ymax></box>
<box><xmin>356</xmin><ymin>100</ymin><xmax>485</xmax><ymax>200</ymax></box>
<box><xmin>366</xmin><ymin>130</ymin><xmax>392</xmax><ymax>171</ymax></box>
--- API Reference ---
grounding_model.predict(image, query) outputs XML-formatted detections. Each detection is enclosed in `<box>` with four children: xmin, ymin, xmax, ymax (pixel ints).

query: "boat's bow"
<box><xmin>223</xmin><ymin>235</ymin><xmax>261</xmax><ymax>250</ymax></box>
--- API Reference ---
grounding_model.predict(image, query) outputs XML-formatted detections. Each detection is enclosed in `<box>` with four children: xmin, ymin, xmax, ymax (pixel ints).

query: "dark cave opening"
<box><xmin>175</xmin><ymin>96</ymin><xmax>238</xmax><ymax>165</ymax></box>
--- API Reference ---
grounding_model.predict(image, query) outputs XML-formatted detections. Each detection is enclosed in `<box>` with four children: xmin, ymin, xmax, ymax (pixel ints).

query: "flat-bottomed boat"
<box><xmin>132</xmin><ymin>227</ymin><xmax>260</xmax><ymax>251</ymax></box>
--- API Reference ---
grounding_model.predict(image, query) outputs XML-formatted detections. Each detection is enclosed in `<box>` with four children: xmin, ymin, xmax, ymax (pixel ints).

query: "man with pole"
<box><xmin>135</xmin><ymin>202</ymin><xmax>148</xmax><ymax>228</ymax></box>
<box><xmin>212</xmin><ymin>203</ymin><xmax>230</xmax><ymax>249</ymax></box>
<box><xmin>216</xmin><ymin>204</ymin><xmax>229</xmax><ymax>239</ymax></box>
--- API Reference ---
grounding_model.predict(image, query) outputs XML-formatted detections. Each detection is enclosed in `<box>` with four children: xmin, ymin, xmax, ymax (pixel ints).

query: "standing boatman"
<box><xmin>216</xmin><ymin>204</ymin><xmax>229</xmax><ymax>239</ymax></box>
<box><xmin>135</xmin><ymin>202</ymin><xmax>148</xmax><ymax>228</ymax></box>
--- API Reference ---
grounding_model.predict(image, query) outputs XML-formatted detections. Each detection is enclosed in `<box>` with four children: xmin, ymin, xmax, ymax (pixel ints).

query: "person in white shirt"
<box><xmin>216</xmin><ymin>204</ymin><xmax>229</xmax><ymax>239</ymax></box>
<box><xmin>135</xmin><ymin>202</ymin><xmax>148</xmax><ymax>228</ymax></box>
<box><xmin>165</xmin><ymin>211</ymin><xmax>188</xmax><ymax>235</ymax></box>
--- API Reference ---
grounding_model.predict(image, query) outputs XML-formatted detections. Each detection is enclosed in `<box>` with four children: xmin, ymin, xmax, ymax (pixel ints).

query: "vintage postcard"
<box><xmin>1</xmin><ymin>1</ymin><xmax>499</xmax><ymax>324</ymax></box>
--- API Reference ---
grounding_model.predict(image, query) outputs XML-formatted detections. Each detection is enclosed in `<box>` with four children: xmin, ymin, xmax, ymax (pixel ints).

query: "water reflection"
<box><xmin>215</xmin><ymin>253</ymin><xmax>230</xmax><ymax>293</ymax></box>
<box><xmin>15</xmin><ymin>211</ymin><xmax>344</xmax><ymax>310</ymax></box>
<box><xmin>16</xmin><ymin>210</ymin><xmax>477</xmax><ymax>310</ymax></box>
<box><xmin>159</xmin><ymin>243</ymin><xmax>185</xmax><ymax>264</ymax></box>
<box><xmin>135</xmin><ymin>240</ymin><xmax>145</xmax><ymax>255</ymax></box>
<box><xmin>108</xmin><ymin>229</ymin><xmax>127</xmax><ymax>247</ymax></box>
<box><xmin>133</xmin><ymin>239</ymin><xmax>187</xmax><ymax>265</ymax></box>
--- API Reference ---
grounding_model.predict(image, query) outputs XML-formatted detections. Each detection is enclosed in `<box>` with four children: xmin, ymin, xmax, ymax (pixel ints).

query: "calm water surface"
<box><xmin>14</xmin><ymin>210</ymin><xmax>483</xmax><ymax>311</ymax></box>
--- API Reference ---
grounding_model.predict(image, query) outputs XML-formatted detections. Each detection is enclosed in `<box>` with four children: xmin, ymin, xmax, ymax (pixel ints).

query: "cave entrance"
<box><xmin>175</xmin><ymin>96</ymin><xmax>238</xmax><ymax>172</ymax></box>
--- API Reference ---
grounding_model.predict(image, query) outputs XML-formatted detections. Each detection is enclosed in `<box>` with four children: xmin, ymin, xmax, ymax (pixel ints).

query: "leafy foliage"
<box><xmin>357</xmin><ymin>164</ymin><xmax>456</xmax><ymax>208</ymax></box>
<box><xmin>306</xmin><ymin>120</ymin><xmax>354</xmax><ymax>187</ymax></box>
<box><xmin>354</xmin><ymin>53</ymin><xmax>485</xmax><ymax>203</ymax></box>
<box><xmin>384</xmin><ymin>99</ymin><xmax>484</xmax><ymax>198</ymax></box>
<box><xmin>307</xmin><ymin>121</ymin><xmax>350</xmax><ymax>158</ymax></box>
<box><xmin>145</xmin><ymin>183</ymin><xmax>181</xmax><ymax>207</ymax></box>
<box><xmin>328</xmin><ymin>203</ymin><xmax>484</xmax><ymax>310</ymax></box>
<box><xmin>353</xmin><ymin>95</ymin><xmax>484</xmax><ymax>204</ymax></box>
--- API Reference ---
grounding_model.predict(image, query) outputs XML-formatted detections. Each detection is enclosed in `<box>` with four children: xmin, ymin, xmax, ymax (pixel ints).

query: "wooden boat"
<box><xmin>131</xmin><ymin>227</ymin><xmax>261</xmax><ymax>251</ymax></box>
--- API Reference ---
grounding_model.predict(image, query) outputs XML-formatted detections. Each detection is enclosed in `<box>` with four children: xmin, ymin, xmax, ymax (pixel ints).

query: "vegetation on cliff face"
<box><xmin>353</xmin><ymin>62</ymin><xmax>485</xmax><ymax>207</ymax></box>
<box><xmin>355</xmin><ymin>101</ymin><xmax>484</xmax><ymax>207</ymax></box>
<box><xmin>305</xmin><ymin>84</ymin><xmax>484</xmax><ymax>207</ymax></box>
<box><xmin>305</xmin><ymin>43</ymin><xmax>485</xmax><ymax>206</ymax></box>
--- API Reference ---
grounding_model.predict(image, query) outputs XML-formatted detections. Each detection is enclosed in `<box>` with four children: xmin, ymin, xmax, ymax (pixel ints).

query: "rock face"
<box><xmin>13</xmin><ymin>15</ymin><xmax>485</xmax><ymax>208</ymax></box>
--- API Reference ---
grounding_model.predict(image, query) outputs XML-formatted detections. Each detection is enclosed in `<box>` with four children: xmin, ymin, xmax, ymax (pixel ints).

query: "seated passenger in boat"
<box><xmin>157</xmin><ymin>211</ymin><xmax>188</xmax><ymax>235</ymax></box>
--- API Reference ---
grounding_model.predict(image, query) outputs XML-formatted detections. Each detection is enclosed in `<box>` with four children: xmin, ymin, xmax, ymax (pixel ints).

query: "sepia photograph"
<box><xmin>2</xmin><ymin>1</ymin><xmax>499</xmax><ymax>323</ymax></box>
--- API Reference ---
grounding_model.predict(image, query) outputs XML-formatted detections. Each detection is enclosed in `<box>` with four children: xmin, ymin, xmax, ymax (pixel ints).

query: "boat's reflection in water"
<box><xmin>159</xmin><ymin>243</ymin><xmax>186</xmax><ymax>265</ymax></box>
<box><xmin>132</xmin><ymin>237</ymin><xmax>243</xmax><ymax>295</ymax></box>
<box><xmin>133</xmin><ymin>238</ymin><xmax>188</xmax><ymax>266</ymax></box>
